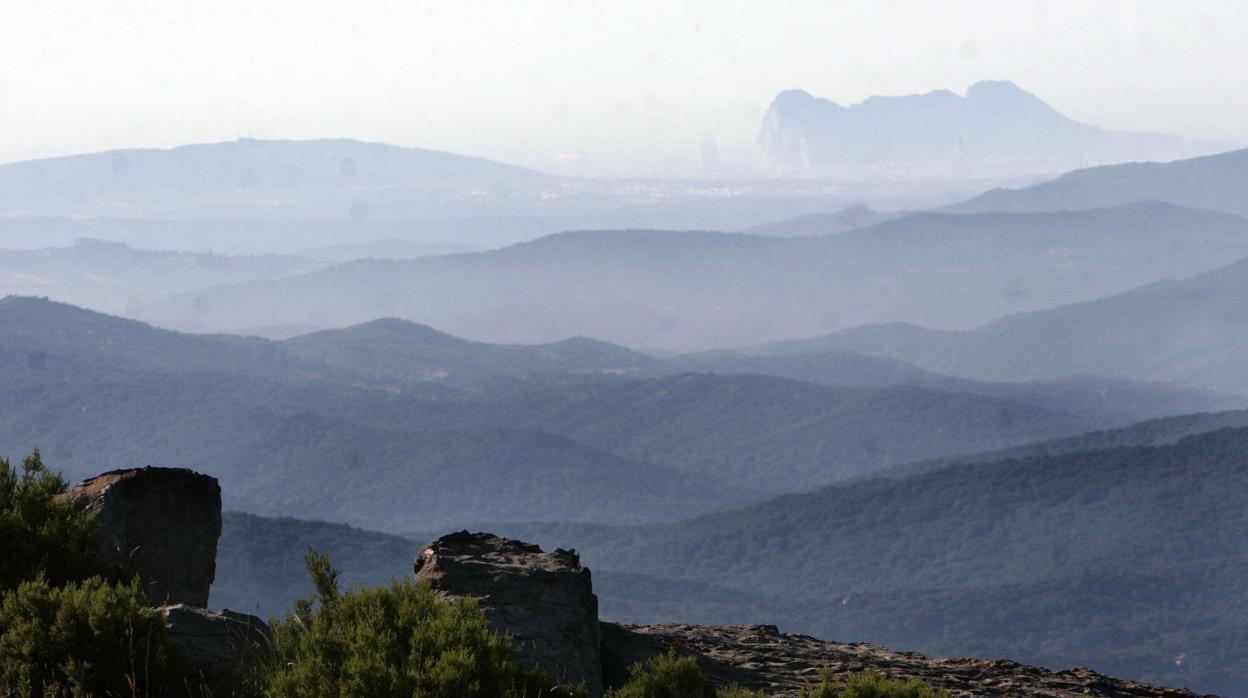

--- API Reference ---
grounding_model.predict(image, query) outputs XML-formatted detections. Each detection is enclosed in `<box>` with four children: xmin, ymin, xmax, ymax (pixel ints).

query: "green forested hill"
<box><xmin>0</xmin><ymin>296</ymin><xmax>653</xmax><ymax>388</ymax></box>
<box><xmin>338</xmin><ymin>373</ymin><xmax>1090</xmax><ymax>492</ymax></box>
<box><xmin>0</xmin><ymin>358</ymin><xmax>747</xmax><ymax>529</ymax></box>
<box><xmin>661</xmin><ymin>351</ymin><xmax>1247</xmax><ymax>429</ymax></box>
<box><xmin>0</xmin><ymin>343</ymin><xmax>1114</xmax><ymax>524</ymax></box>
<box><xmin>516</xmin><ymin>427</ymin><xmax>1248</xmax><ymax>595</ymax></box>
<box><xmin>213</xmin><ymin>427</ymin><xmax>1248</xmax><ymax>694</ymax></box>
<box><xmin>483</xmin><ymin>427</ymin><xmax>1248</xmax><ymax>695</ymax></box>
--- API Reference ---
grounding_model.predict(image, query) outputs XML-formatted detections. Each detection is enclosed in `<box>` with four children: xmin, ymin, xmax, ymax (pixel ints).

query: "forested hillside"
<box><xmin>214</xmin><ymin>426</ymin><xmax>1248</xmax><ymax>695</ymax></box>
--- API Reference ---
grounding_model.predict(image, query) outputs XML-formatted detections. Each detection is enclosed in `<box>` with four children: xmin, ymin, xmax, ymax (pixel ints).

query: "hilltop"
<box><xmin>756</xmin><ymin>81</ymin><xmax>1211</xmax><ymax>174</ymax></box>
<box><xmin>754</xmin><ymin>252</ymin><xmax>1248</xmax><ymax>393</ymax></box>
<box><xmin>950</xmin><ymin>147</ymin><xmax>1248</xmax><ymax>217</ymax></box>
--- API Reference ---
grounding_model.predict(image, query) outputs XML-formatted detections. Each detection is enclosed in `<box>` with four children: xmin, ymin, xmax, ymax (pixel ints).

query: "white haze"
<box><xmin>1</xmin><ymin>0</ymin><xmax>1246</xmax><ymax>175</ymax></box>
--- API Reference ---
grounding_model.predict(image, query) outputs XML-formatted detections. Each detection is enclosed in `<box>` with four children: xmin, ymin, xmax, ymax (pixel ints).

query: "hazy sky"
<box><xmin>1</xmin><ymin>0</ymin><xmax>1245</xmax><ymax>173</ymax></box>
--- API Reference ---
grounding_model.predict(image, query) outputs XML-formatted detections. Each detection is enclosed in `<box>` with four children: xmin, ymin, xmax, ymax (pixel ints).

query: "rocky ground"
<box><xmin>616</xmin><ymin>623</ymin><xmax>1214</xmax><ymax>698</ymax></box>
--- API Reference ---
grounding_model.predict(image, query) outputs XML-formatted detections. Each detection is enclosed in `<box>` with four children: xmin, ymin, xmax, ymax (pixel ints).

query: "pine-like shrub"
<box><xmin>0</xmin><ymin>451</ymin><xmax>111</xmax><ymax>593</ymax></box>
<box><xmin>799</xmin><ymin>670</ymin><xmax>950</xmax><ymax>698</ymax></box>
<box><xmin>607</xmin><ymin>650</ymin><xmax>718</xmax><ymax>698</ymax></box>
<box><xmin>0</xmin><ymin>576</ymin><xmax>179</xmax><ymax>697</ymax></box>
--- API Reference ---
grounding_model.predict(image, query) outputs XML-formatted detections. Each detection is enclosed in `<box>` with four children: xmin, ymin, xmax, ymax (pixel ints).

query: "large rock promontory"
<box><xmin>63</xmin><ymin>466</ymin><xmax>221</xmax><ymax>607</ymax></box>
<box><xmin>64</xmin><ymin>466</ymin><xmax>268</xmax><ymax>693</ymax></box>
<box><xmin>414</xmin><ymin>531</ymin><xmax>604</xmax><ymax>695</ymax></box>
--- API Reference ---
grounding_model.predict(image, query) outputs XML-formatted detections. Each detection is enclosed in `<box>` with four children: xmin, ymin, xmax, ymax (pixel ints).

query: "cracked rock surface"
<box><xmin>414</xmin><ymin>531</ymin><xmax>604</xmax><ymax>695</ymax></box>
<box><xmin>614</xmin><ymin>623</ymin><xmax>1217</xmax><ymax>698</ymax></box>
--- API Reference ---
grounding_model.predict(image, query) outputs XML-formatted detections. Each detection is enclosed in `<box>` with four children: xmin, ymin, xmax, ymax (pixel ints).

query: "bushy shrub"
<box><xmin>0</xmin><ymin>451</ymin><xmax>110</xmax><ymax>593</ymax></box>
<box><xmin>607</xmin><ymin>651</ymin><xmax>718</xmax><ymax>698</ymax></box>
<box><xmin>0</xmin><ymin>576</ymin><xmax>179</xmax><ymax>697</ymax></box>
<box><xmin>799</xmin><ymin>670</ymin><xmax>950</xmax><ymax>698</ymax></box>
<box><xmin>263</xmin><ymin>549</ymin><xmax>585</xmax><ymax>698</ymax></box>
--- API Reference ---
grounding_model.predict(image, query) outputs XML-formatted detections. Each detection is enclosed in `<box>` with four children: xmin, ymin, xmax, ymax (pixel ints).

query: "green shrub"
<box><xmin>799</xmin><ymin>670</ymin><xmax>950</xmax><ymax>698</ymax></box>
<box><xmin>0</xmin><ymin>576</ymin><xmax>179</xmax><ymax>697</ymax></box>
<box><xmin>608</xmin><ymin>650</ymin><xmax>718</xmax><ymax>698</ymax></box>
<box><xmin>263</xmin><ymin>549</ymin><xmax>585</xmax><ymax>698</ymax></box>
<box><xmin>0</xmin><ymin>451</ymin><xmax>111</xmax><ymax>593</ymax></box>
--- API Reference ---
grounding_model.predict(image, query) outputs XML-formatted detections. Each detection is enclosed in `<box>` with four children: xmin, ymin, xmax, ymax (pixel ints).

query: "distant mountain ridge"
<box><xmin>0</xmin><ymin>296</ymin><xmax>654</xmax><ymax>388</ymax></box>
<box><xmin>753</xmin><ymin>252</ymin><xmax>1248</xmax><ymax>394</ymax></box>
<box><xmin>0</xmin><ymin>239</ymin><xmax>327</xmax><ymax>317</ymax></box>
<box><xmin>5</xmin><ymin>296</ymin><xmax>1224</xmax><ymax>527</ymax></box>
<box><xmin>144</xmin><ymin>202</ymin><xmax>1248</xmax><ymax>348</ymax></box>
<box><xmin>5</xmin><ymin>296</ymin><xmax>1239</xmax><ymax>427</ymax></box>
<box><xmin>757</xmin><ymin>81</ymin><xmax>1214</xmax><ymax>174</ymax></box>
<box><xmin>948</xmin><ymin>147</ymin><xmax>1248</xmax><ymax>217</ymax></box>
<box><xmin>0</xmin><ymin>138</ymin><xmax>555</xmax><ymax>220</ymax></box>
<box><xmin>0</xmin><ymin>138</ymin><xmax>868</xmax><ymax>251</ymax></box>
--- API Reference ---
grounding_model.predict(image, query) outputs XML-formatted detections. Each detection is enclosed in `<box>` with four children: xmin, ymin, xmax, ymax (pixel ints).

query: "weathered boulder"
<box><xmin>163</xmin><ymin>605</ymin><xmax>269</xmax><ymax>694</ymax></box>
<box><xmin>63</xmin><ymin>467</ymin><xmax>221</xmax><ymax>607</ymax></box>
<box><xmin>414</xmin><ymin>531</ymin><xmax>604</xmax><ymax>695</ymax></box>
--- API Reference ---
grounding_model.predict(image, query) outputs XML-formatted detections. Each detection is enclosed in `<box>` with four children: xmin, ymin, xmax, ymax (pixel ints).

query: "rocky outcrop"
<box><xmin>414</xmin><ymin>531</ymin><xmax>604</xmax><ymax>695</ymax></box>
<box><xmin>610</xmin><ymin>623</ymin><xmax>1215</xmax><ymax>698</ymax></box>
<box><xmin>162</xmin><ymin>605</ymin><xmax>269</xmax><ymax>694</ymax></box>
<box><xmin>63</xmin><ymin>467</ymin><xmax>221</xmax><ymax>607</ymax></box>
<box><xmin>65</xmin><ymin>466</ymin><xmax>269</xmax><ymax>691</ymax></box>
<box><xmin>414</xmin><ymin>531</ymin><xmax>1215</xmax><ymax>698</ymax></box>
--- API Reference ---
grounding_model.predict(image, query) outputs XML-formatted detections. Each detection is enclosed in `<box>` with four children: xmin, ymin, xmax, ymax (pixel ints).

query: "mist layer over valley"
<box><xmin>4</xmin><ymin>7</ymin><xmax>1248</xmax><ymax>695</ymax></box>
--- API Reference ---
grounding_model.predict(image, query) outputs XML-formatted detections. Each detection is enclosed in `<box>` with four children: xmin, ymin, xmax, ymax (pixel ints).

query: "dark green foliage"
<box><xmin>263</xmin><ymin>550</ymin><xmax>585</xmax><ymax>698</ymax></box>
<box><xmin>799</xmin><ymin>671</ymin><xmax>949</xmax><ymax>698</ymax></box>
<box><xmin>0</xmin><ymin>576</ymin><xmax>178</xmax><ymax>697</ymax></box>
<box><xmin>0</xmin><ymin>451</ymin><xmax>109</xmax><ymax>594</ymax></box>
<box><xmin>606</xmin><ymin>651</ymin><xmax>717</xmax><ymax>698</ymax></box>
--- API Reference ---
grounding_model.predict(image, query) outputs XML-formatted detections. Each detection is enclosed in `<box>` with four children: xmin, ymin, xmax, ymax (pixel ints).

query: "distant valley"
<box><xmin>142</xmin><ymin>201</ymin><xmax>1248</xmax><ymax>349</ymax></box>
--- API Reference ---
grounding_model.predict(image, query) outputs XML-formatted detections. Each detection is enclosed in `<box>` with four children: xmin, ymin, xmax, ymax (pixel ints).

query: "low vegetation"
<box><xmin>264</xmin><ymin>550</ymin><xmax>585</xmax><ymax>698</ymax></box>
<box><xmin>0</xmin><ymin>451</ymin><xmax>112</xmax><ymax>593</ymax></box>
<box><xmin>606</xmin><ymin>652</ymin><xmax>948</xmax><ymax>698</ymax></box>
<box><xmin>0</xmin><ymin>577</ymin><xmax>178</xmax><ymax>697</ymax></box>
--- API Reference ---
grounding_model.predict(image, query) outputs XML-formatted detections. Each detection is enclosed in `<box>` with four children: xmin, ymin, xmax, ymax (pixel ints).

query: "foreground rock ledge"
<box><xmin>609</xmin><ymin>623</ymin><xmax>1215</xmax><ymax>698</ymax></box>
<box><xmin>414</xmin><ymin>531</ymin><xmax>604</xmax><ymax>695</ymax></box>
